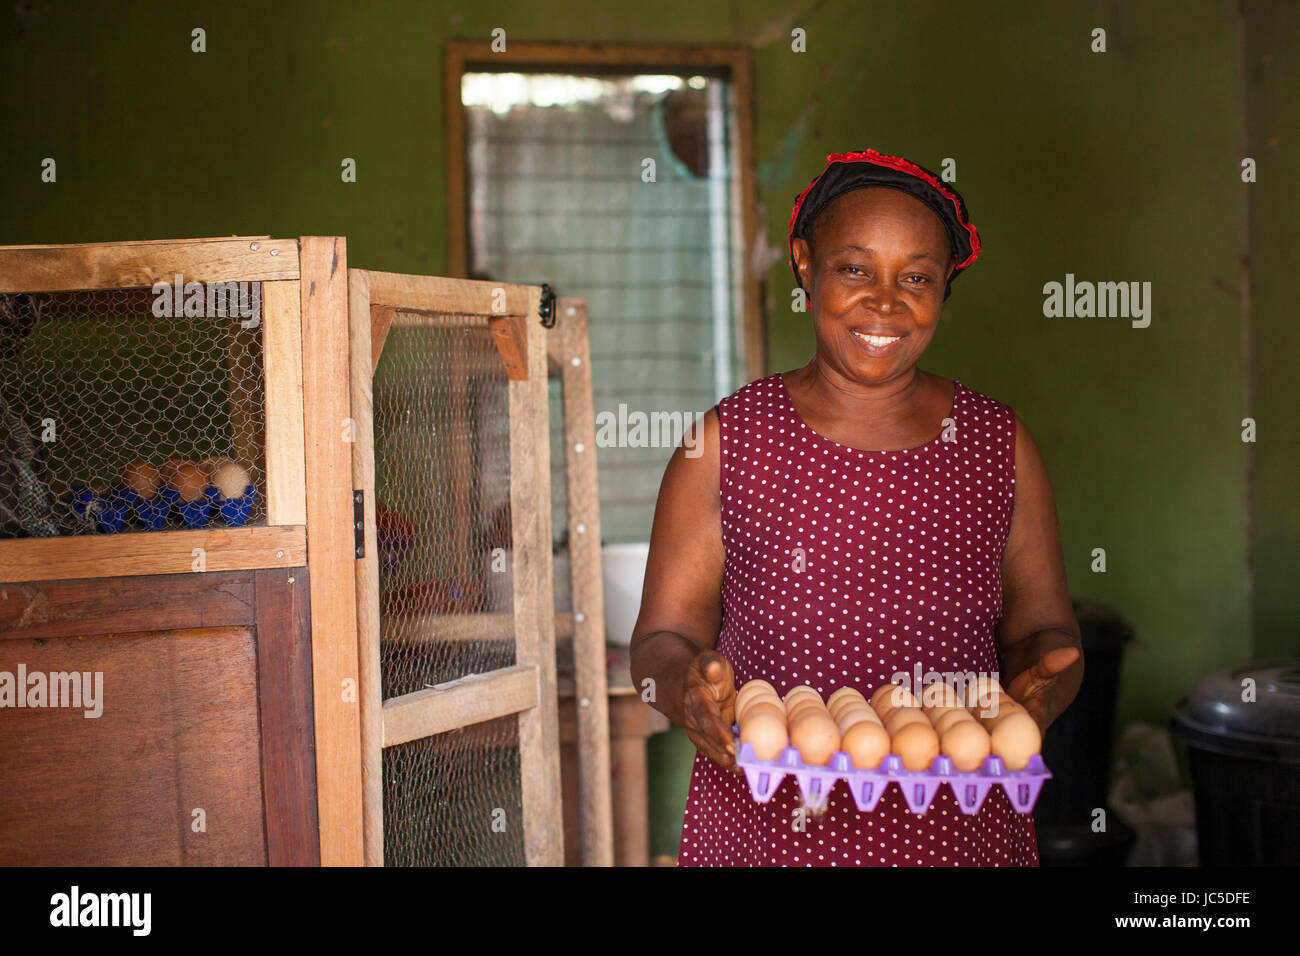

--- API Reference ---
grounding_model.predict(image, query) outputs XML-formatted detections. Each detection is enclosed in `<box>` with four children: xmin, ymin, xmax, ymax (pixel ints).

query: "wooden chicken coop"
<box><xmin>0</xmin><ymin>236</ymin><xmax>610</xmax><ymax>866</ymax></box>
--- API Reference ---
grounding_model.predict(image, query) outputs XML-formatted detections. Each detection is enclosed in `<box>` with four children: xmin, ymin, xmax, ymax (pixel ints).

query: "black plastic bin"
<box><xmin>1031</xmin><ymin>599</ymin><xmax>1137</xmax><ymax>865</ymax></box>
<box><xmin>1169</xmin><ymin>662</ymin><xmax>1300</xmax><ymax>866</ymax></box>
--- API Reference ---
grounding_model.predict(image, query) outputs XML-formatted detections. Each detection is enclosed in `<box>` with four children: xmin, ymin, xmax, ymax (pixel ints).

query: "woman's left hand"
<box><xmin>1005</xmin><ymin>646</ymin><xmax>1082</xmax><ymax>731</ymax></box>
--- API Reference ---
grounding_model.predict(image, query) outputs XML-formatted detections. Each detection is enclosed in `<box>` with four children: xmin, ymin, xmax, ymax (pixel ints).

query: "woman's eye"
<box><xmin>905</xmin><ymin>275</ymin><xmax>929</xmax><ymax>285</ymax></box>
<box><xmin>841</xmin><ymin>266</ymin><xmax>866</xmax><ymax>276</ymax></box>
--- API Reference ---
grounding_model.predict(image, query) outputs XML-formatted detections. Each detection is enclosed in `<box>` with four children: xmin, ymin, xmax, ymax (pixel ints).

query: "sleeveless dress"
<box><xmin>676</xmin><ymin>372</ymin><xmax>1039</xmax><ymax>867</ymax></box>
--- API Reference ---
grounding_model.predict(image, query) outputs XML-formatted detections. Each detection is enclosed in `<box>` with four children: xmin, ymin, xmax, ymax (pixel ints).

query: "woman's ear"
<box><xmin>791</xmin><ymin>237</ymin><xmax>813</xmax><ymax>288</ymax></box>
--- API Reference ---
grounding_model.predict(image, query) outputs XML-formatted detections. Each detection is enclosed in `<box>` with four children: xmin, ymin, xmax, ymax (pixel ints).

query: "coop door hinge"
<box><xmin>352</xmin><ymin>490</ymin><xmax>365</xmax><ymax>559</ymax></box>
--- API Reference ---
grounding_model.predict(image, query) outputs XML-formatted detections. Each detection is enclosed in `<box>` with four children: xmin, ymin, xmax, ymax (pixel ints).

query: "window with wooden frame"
<box><xmin>444</xmin><ymin>41</ymin><xmax>760</xmax><ymax>547</ymax></box>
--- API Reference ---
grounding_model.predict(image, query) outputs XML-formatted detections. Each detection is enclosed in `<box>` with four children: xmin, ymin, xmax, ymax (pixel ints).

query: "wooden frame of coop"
<box><xmin>0</xmin><ymin>235</ymin><xmax>364</xmax><ymax>865</ymax></box>
<box><xmin>350</xmin><ymin>272</ymin><xmax>614</xmax><ymax>866</ymax></box>
<box><xmin>0</xmin><ymin>237</ymin><xmax>610</xmax><ymax>866</ymax></box>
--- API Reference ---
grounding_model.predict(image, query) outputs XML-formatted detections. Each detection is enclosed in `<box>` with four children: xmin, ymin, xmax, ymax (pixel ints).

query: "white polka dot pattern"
<box><xmin>676</xmin><ymin>373</ymin><xmax>1039</xmax><ymax>867</ymax></box>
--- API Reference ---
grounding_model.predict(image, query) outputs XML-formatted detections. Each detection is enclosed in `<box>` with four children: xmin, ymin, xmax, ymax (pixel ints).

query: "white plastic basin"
<box><xmin>601</xmin><ymin>542</ymin><xmax>651</xmax><ymax>646</ymax></box>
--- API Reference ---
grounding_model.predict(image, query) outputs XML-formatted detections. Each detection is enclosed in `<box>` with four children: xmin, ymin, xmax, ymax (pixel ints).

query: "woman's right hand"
<box><xmin>682</xmin><ymin>650</ymin><xmax>740</xmax><ymax>772</ymax></box>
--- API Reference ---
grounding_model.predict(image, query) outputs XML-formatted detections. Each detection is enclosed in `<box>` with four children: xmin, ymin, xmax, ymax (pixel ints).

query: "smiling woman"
<box><xmin>628</xmin><ymin>149</ymin><xmax>1085</xmax><ymax>867</ymax></box>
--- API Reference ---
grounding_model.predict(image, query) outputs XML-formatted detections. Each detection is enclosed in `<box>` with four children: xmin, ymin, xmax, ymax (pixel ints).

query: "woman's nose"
<box><xmin>866</xmin><ymin>278</ymin><xmax>898</xmax><ymax>314</ymax></box>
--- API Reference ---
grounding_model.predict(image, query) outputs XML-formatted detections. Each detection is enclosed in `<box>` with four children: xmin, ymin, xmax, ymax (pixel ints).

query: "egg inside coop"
<box><xmin>0</xmin><ymin>287</ymin><xmax>265</xmax><ymax>538</ymax></box>
<box><xmin>0</xmin><ymin>238</ymin><xmax>608</xmax><ymax>867</ymax></box>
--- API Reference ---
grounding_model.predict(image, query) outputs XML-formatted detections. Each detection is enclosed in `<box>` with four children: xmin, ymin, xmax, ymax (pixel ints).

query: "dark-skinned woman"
<box><xmin>629</xmin><ymin>149</ymin><xmax>1084</xmax><ymax>867</ymax></box>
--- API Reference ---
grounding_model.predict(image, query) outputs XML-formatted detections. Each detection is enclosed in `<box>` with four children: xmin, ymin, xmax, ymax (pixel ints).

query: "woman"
<box><xmin>629</xmin><ymin>149</ymin><xmax>1084</xmax><ymax>866</ymax></box>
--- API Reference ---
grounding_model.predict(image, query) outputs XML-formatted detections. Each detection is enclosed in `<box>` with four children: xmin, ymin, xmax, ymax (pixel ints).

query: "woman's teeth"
<box><xmin>854</xmin><ymin>332</ymin><xmax>901</xmax><ymax>347</ymax></box>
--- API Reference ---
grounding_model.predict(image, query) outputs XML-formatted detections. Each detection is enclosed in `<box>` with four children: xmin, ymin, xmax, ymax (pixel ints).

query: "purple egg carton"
<box><xmin>733</xmin><ymin>737</ymin><xmax>1051</xmax><ymax>816</ymax></box>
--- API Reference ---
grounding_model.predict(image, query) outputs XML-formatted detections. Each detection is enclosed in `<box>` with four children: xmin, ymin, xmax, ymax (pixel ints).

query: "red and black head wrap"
<box><xmin>787</xmin><ymin>149</ymin><xmax>981</xmax><ymax>300</ymax></box>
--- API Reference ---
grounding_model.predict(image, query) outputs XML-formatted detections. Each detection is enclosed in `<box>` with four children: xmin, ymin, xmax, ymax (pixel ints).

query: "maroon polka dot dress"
<box><xmin>677</xmin><ymin>372</ymin><xmax>1039</xmax><ymax>867</ymax></box>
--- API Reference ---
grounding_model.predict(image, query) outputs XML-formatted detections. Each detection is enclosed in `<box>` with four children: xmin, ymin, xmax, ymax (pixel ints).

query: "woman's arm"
<box><xmin>995</xmin><ymin>413</ymin><xmax>1084</xmax><ymax>732</ymax></box>
<box><xmin>628</xmin><ymin>408</ymin><xmax>736</xmax><ymax>768</ymax></box>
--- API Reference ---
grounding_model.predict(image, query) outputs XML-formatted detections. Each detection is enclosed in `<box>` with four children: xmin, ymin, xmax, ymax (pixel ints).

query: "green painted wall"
<box><xmin>2</xmin><ymin>0</ymin><xmax>1294</xmax><ymax>861</ymax></box>
<box><xmin>1245</xmin><ymin>1</ymin><xmax>1300</xmax><ymax>663</ymax></box>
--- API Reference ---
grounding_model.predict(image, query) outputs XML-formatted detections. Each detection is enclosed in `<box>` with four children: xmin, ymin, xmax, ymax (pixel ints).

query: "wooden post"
<box><xmin>348</xmin><ymin>269</ymin><xmax>385</xmax><ymax>867</ymax></box>
<box><xmin>511</xmin><ymin>288</ymin><xmax>563</xmax><ymax>865</ymax></box>
<box><xmin>299</xmin><ymin>237</ymin><xmax>364</xmax><ymax>866</ymax></box>
<box><xmin>262</xmin><ymin>280</ymin><xmax>307</xmax><ymax>526</ymax></box>
<box><xmin>555</xmin><ymin>299</ymin><xmax>615</xmax><ymax>866</ymax></box>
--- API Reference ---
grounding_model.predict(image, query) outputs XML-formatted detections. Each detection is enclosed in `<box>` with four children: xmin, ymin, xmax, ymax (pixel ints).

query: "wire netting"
<box><xmin>0</xmin><ymin>287</ymin><xmax>266</xmax><ymax>538</ymax></box>
<box><xmin>373</xmin><ymin>318</ymin><xmax>526</xmax><ymax>866</ymax></box>
<box><xmin>381</xmin><ymin>716</ymin><xmax>525</xmax><ymax>866</ymax></box>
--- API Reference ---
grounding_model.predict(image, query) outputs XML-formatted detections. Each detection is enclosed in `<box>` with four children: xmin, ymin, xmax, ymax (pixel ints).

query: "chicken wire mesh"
<box><xmin>373</xmin><ymin>319</ymin><xmax>527</xmax><ymax>866</ymax></box>
<box><xmin>0</xmin><ymin>287</ymin><xmax>266</xmax><ymax>538</ymax></box>
<box><xmin>382</xmin><ymin>716</ymin><xmax>525</xmax><ymax>866</ymax></box>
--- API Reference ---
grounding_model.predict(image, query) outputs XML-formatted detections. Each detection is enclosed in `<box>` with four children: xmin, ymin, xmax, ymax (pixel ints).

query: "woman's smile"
<box><xmin>850</xmin><ymin>327</ymin><xmax>908</xmax><ymax>357</ymax></box>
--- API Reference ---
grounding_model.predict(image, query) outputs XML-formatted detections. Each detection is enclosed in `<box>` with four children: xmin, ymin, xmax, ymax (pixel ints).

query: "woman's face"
<box><xmin>792</xmin><ymin>187</ymin><xmax>956</xmax><ymax>385</ymax></box>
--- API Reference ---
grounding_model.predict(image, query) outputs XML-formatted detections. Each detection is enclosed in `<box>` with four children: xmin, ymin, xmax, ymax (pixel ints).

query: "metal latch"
<box><xmin>353</xmin><ymin>490</ymin><xmax>365</xmax><ymax>558</ymax></box>
<box><xmin>538</xmin><ymin>282</ymin><xmax>556</xmax><ymax>328</ymax></box>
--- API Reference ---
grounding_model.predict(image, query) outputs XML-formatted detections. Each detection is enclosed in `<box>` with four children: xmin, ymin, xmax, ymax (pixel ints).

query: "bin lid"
<box><xmin>1169</xmin><ymin>661</ymin><xmax>1300</xmax><ymax>761</ymax></box>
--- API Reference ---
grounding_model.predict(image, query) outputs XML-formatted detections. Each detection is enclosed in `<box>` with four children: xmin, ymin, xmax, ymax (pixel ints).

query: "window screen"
<box><xmin>463</xmin><ymin>71</ymin><xmax>746</xmax><ymax>545</ymax></box>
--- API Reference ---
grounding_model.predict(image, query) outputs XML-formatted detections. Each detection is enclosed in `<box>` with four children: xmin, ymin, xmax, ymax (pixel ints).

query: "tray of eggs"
<box><xmin>60</xmin><ymin>458</ymin><xmax>257</xmax><ymax>533</ymax></box>
<box><xmin>734</xmin><ymin>678</ymin><xmax>1051</xmax><ymax>815</ymax></box>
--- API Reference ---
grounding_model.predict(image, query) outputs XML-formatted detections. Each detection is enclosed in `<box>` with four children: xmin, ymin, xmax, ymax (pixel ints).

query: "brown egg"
<box><xmin>739</xmin><ymin>707</ymin><xmax>785</xmax><ymax>740</ymax></box>
<box><xmin>736</xmin><ymin>679</ymin><xmax>777</xmax><ymax>706</ymax></box>
<box><xmin>835</xmin><ymin>702</ymin><xmax>882</xmax><ymax>726</ymax></box>
<box><xmin>974</xmin><ymin>698</ymin><xmax>1027</xmax><ymax>729</ymax></box>
<box><xmin>738</xmin><ymin>697</ymin><xmax>774</xmax><ymax>723</ymax></box>
<box><xmin>963</xmin><ymin>676</ymin><xmax>1006</xmax><ymax>708</ymax></box>
<box><xmin>737</xmin><ymin>696</ymin><xmax>784</xmax><ymax>725</ymax></box>
<box><xmin>990</xmin><ymin>711</ymin><xmax>1041</xmax><ymax>771</ymax></box>
<box><xmin>784</xmin><ymin>685</ymin><xmax>823</xmax><ymax>706</ymax></box>
<box><xmin>788</xmin><ymin>703</ymin><xmax>830</xmax><ymax>726</ymax></box>
<box><xmin>789</xmin><ymin>711</ymin><xmax>841</xmax><ymax>765</ymax></box>
<box><xmin>740</xmin><ymin>710</ymin><xmax>788</xmax><ymax>761</ymax></box>
<box><xmin>785</xmin><ymin>699</ymin><xmax>827</xmax><ymax>725</ymax></box>
<box><xmin>892</xmin><ymin>721</ymin><xmax>940</xmax><ymax>771</ymax></box>
<box><xmin>210</xmin><ymin>460</ymin><xmax>250</xmax><ymax>499</ymax></box>
<box><xmin>121</xmin><ymin>460</ymin><xmax>160</xmax><ymax>499</ymax></box>
<box><xmin>876</xmin><ymin>686</ymin><xmax>920</xmax><ymax>715</ymax></box>
<box><xmin>158</xmin><ymin>459</ymin><xmax>189</xmax><ymax>488</ymax></box>
<box><xmin>736</xmin><ymin>686</ymin><xmax>779</xmax><ymax>712</ymax></box>
<box><xmin>920</xmin><ymin>682</ymin><xmax>961</xmax><ymax>709</ymax></box>
<box><xmin>168</xmin><ymin>462</ymin><xmax>208</xmax><ymax>503</ymax></box>
<box><xmin>832</xmin><ymin>704</ymin><xmax>869</xmax><ymax>728</ymax></box>
<box><xmin>893</xmin><ymin>687</ymin><xmax>921</xmax><ymax>709</ymax></box>
<box><xmin>737</xmin><ymin>689</ymin><xmax>781</xmax><ymax>719</ymax></box>
<box><xmin>884</xmin><ymin>707</ymin><xmax>930</xmax><ymax>735</ymax></box>
<box><xmin>933</xmin><ymin>708</ymin><xmax>977</xmax><ymax>737</ymax></box>
<box><xmin>941</xmin><ymin>719</ymin><xmax>992</xmax><ymax>771</ymax></box>
<box><xmin>827</xmin><ymin>696</ymin><xmax>859</xmax><ymax>720</ymax></box>
<box><xmin>924</xmin><ymin>704</ymin><xmax>966</xmax><ymax>723</ymax></box>
<box><xmin>842</xmin><ymin>720</ymin><xmax>891</xmax><ymax>769</ymax></box>
<box><xmin>870</xmin><ymin>684</ymin><xmax>903</xmax><ymax>709</ymax></box>
<box><xmin>743</xmin><ymin>697</ymin><xmax>780</xmax><ymax>717</ymax></box>
<box><xmin>827</xmin><ymin>687</ymin><xmax>866</xmax><ymax>711</ymax></box>
<box><xmin>198</xmin><ymin>456</ymin><xmax>233</xmax><ymax>479</ymax></box>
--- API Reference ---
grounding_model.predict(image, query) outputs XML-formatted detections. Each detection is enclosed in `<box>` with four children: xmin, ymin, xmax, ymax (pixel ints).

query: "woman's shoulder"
<box><xmin>945</xmin><ymin>375</ymin><xmax>1019</xmax><ymax>460</ymax></box>
<box><xmin>721</xmin><ymin>372</ymin><xmax>783</xmax><ymax>401</ymax></box>
<box><xmin>949</xmin><ymin>375</ymin><xmax>1016</xmax><ymax>421</ymax></box>
<box><xmin>714</xmin><ymin>372</ymin><xmax>785</xmax><ymax>417</ymax></box>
